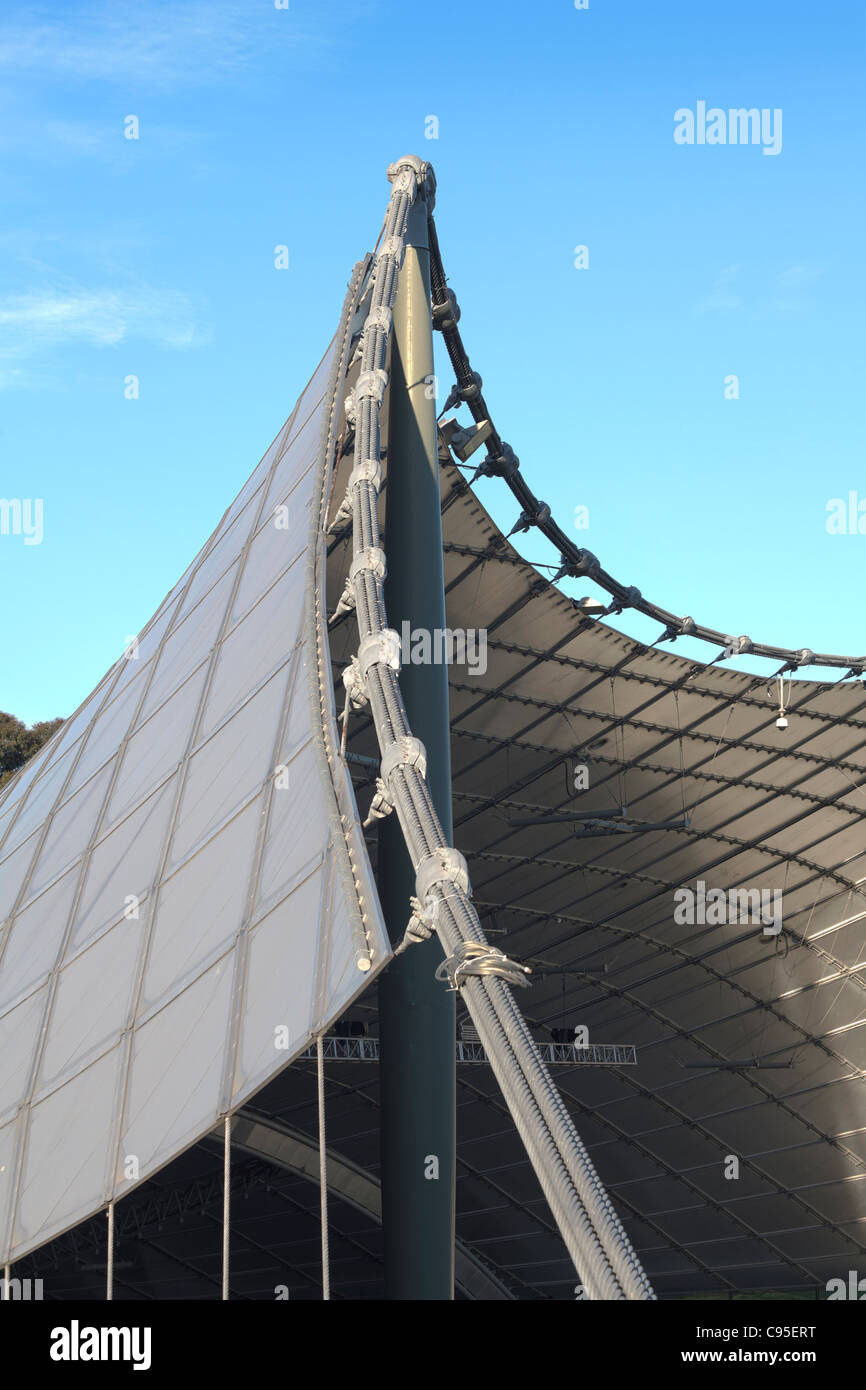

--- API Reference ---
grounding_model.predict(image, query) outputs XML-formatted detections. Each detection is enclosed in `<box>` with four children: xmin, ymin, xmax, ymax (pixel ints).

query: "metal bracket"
<box><xmin>415</xmin><ymin>846</ymin><xmax>470</xmax><ymax>903</ymax></box>
<box><xmin>380</xmin><ymin>735</ymin><xmax>427</xmax><ymax>790</ymax></box>
<box><xmin>435</xmin><ymin>941</ymin><xmax>532</xmax><ymax>992</ymax></box>
<box><xmin>358</xmin><ymin>628</ymin><xmax>401</xmax><ymax>680</ymax></box>
<box><xmin>353</xmin><ymin>368</ymin><xmax>388</xmax><ymax>410</ymax></box>
<box><xmin>376</xmin><ymin>235</ymin><xmax>405</xmax><ymax>270</ymax></box>
<box><xmin>327</xmin><ymin>457</ymin><xmax>382</xmax><ymax>535</ymax></box>
<box><xmin>439</xmin><ymin>417</ymin><xmax>493</xmax><ymax>463</ymax></box>
<box><xmin>341</xmin><ymin>655</ymin><xmax>369</xmax><ymax>711</ymax></box>
<box><xmin>350</xmin><ymin>546</ymin><xmax>386</xmax><ymax>585</ymax></box>
<box><xmin>363</xmin><ymin>305</ymin><xmax>393</xmax><ymax>338</ymax></box>
<box><xmin>363</xmin><ymin>777</ymin><xmax>394</xmax><ymax>829</ymax></box>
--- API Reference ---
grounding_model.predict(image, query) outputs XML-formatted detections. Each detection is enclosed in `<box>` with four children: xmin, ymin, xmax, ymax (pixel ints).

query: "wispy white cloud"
<box><xmin>761</xmin><ymin>264</ymin><xmax>825</xmax><ymax>315</ymax></box>
<box><xmin>777</xmin><ymin>263</ymin><xmax>824</xmax><ymax>290</ymax></box>
<box><xmin>0</xmin><ymin>113</ymin><xmax>206</xmax><ymax>170</ymax></box>
<box><xmin>698</xmin><ymin>262</ymin><xmax>825</xmax><ymax>316</ymax></box>
<box><xmin>0</xmin><ymin>0</ymin><xmax>334</xmax><ymax>87</ymax></box>
<box><xmin>0</xmin><ymin>284</ymin><xmax>209</xmax><ymax>376</ymax></box>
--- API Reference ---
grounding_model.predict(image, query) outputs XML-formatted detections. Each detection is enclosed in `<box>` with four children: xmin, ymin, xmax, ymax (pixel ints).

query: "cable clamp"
<box><xmin>361</xmin><ymin>733</ymin><xmax>428</xmax><ymax>828</ymax></box>
<box><xmin>435</xmin><ymin>941</ymin><xmax>532</xmax><ymax>992</ymax></box>
<box><xmin>457</xmin><ymin>371</ymin><xmax>483</xmax><ymax>402</ymax></box>
<box><xmin>608</xmin><ymin>584</ymin><xmax>642</xmax><ymax>617</ymax></box>
<box><xmin>363</xmin><ymin>304</ymin><xmax>393</xmax><ymax>338</ymax></box>
<box><xmin>350</xmin><ymin>456</ymin><xmax>382</xmax><ymax>490</ymax></box>
<box><xmin>432</xmin><ymin>290</ymin><xmax>461</xmax><ymax>332</ymax></box>
<box><xmin>358</xmin><ymin>628</ymin><xmax>401</xmax><ymax>680</ymax></box>
<box><xmin>415</xmin><ymin>846</ymin><xmax>470</xmax><ymax>903</ymax></box>
<box><xmin>721</xmin><ymin>634</ymin><xmax>753</xmax><ymax>658</ymax></box>
<box><xmin>376</xmin><ymin>235</ymin><xmax>405</xmax><ymax>270</ymax></box>
<box><xmin>380</xmin><ymin>735</ymin><xmax>427</xmax><ymax>792</ymax></box>
<box><xmin>350</xmin><ymin>546</ymin><xmax>386</xmax><ymax>586</ymax></box>
<box><xmin>473</xmin><ymin>443</ymin><xmax>519</xmax><ymax>483</ymax></box>
<box><xmin>569</xmin><ymin>548</ymin><xmax>599</xmax><ymax>580</ymax></box>
<box><xmin>660</xmin><ymin>614</ymin><xmax>695</xmax><ymax>642</ymax></box>
<box><xmin>353</xmin><ymin>368</ymin><xmax>388</xmax><ymax>410</ymax></box>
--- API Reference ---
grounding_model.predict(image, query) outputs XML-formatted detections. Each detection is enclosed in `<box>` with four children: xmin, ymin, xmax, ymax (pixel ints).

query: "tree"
<box><xmin>0</xmin><ymin>712</ymin><xmax>65</xmax><ymax>790</ymax></box>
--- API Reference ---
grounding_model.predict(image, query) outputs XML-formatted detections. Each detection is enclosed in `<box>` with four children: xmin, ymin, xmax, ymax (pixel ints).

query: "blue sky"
<box><xmin>1</xmin><ymin>0</ymin><xmax>864</xmax><ymax>724</ymax></box>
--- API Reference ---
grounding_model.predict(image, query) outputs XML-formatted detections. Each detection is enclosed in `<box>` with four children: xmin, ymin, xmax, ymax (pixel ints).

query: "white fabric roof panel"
<box><xmin>0</xmin><ymin>262</ymin><xmax>389</xmax><ymax>1263</ymax></box>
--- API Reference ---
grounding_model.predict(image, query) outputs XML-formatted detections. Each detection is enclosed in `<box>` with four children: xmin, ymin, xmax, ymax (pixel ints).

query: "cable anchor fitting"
<box><xmin>386</xmin><ymin>155</ymin><xmax>436</xmax><ymax>207</ymax></box>
<box><xmin>338</xmin><ymin>655</ymin><xmax>369</xmax><ymax>755</ymax></box>
<box><xmin>363</xmin><ymin>777</ymin><xmax>394</xmax><ymax>828</ymax></box>
<box><xmin>435</xmin><ymin>941</ymin><xmax>532</xmax><ymax>992</ymax></box>
<box><xmin>341</xmin><ymin>655</ymin><xmax>369</xmax><ymax>712</ymax></box>
<box><xmin>507</xmin><ymin>501</ymin><xmax>551</xmax><ymax>537</ymax></box>
<box><xmin>329</xmin><ymin>546</ymin><xmax>386</xmax><ymax>625</ymax></box>
<box><xmin>327</xmin><ymin>457</ymin><xmax>382</xmax><ymax>535</ymax></box>
<box><xmin>363</xmin><ymin>736</ymin><xmax>428</xmax><ymax>829</ymax></box>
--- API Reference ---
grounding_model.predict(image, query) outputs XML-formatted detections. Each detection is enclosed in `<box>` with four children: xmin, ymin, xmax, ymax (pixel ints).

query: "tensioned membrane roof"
<box><xmin>0</xmin><ymin>264</ymin><xmax>388</xmax><ymax>1266</ymax></box>
<box><xmin>2</xmin><ymin>181</ymin><xmax>865</xmax><ymax>1296</ymax></box>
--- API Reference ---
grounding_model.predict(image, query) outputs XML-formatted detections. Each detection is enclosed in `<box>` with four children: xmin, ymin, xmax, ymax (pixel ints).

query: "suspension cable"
<box><xmin>106</xmin><ymin>1202</ymin><xmax>114</xmax><ymax>1301</ymax></box>
<box><xmin>425</xmin><ymin>213</ymin><xmax>863</xmax><ymax>677</ymax></box>
<box><xmin>317</xmin><ymin>1035</ymin><xmax>331</xmax><ymax>1301</ymax></box>
<box><xmin>330</xmin><ymin>155</ymin><xmax>655</xmax><ymax>1300</ymax></box>
<box><xmin>222</xmin><ymin>1115</ymin><xmax>230</xmax><ymax>1301</ymax></box>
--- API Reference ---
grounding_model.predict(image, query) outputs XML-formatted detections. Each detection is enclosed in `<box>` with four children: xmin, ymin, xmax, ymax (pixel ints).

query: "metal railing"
<box><xmin>299</xmin><ymin>1038</ymin><xmax>637</xmax><ymax>1066</ymax></box>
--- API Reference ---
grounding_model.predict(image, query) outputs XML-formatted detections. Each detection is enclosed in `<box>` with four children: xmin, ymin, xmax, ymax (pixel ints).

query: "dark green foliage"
<box><xmin>0</xmin><ymin>712</ymin><xmax>65</xmax><ymax>790</ymax></box>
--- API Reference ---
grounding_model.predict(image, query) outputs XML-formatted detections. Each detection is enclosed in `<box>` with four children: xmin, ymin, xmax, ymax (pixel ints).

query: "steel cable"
<box><xmin>332</xmin><ymin>155</ymin><xmax>656</xmax><ymax>1299</ymax></box>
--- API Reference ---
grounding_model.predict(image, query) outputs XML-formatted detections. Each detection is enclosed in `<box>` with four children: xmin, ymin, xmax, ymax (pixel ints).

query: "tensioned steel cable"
<box><xmin>426</xmin><ymin>214</ymin><xmax>864</xmax><ymax>678</ymax></box>
<box><xmin>222</xmin><ymin>1115</ymin><xmax>230</xmax><ymax>1302</ymax></box>
<box><xmin>317</xmin><ymin>1035</ymin><xmax>331</xmax><ymax>1301</ymax></box>
<box><xmin>332</xmin><ymin>155</ymin><xmax>655</xmax><ymax>1300</ymax></box>
<box><xmin>106</xmin><ymin>1202</ymin><xmax>114</xmax><ymax>1302</ymax></box>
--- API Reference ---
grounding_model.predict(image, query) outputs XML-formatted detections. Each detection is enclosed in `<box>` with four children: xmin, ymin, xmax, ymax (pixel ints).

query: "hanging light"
<box><xmin>774</xmin><ymin>672</ymin><xmax>791</xmax><ymax>730</ymax></box>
